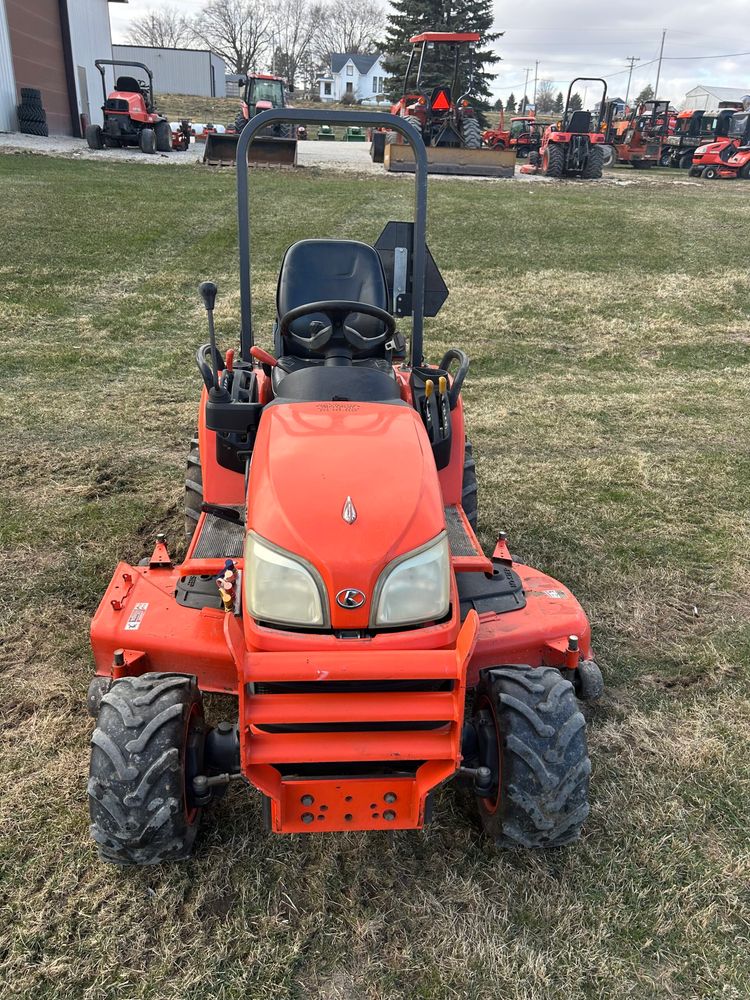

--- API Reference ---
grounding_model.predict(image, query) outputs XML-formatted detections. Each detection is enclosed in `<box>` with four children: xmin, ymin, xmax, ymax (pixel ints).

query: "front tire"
<box><xmin>88</xmin><ymin>673</ymin><xmax>205</xmax><ymax>865</ymax></box>
<box><xmin>155</xmin><ymin>120</ymin><xmax>172</xmax><ymax>152</ymax></box>
<box><xmin>85</xmin><ymin>124</ymin><xmax>103</xmax><ymax>150</ymax></box>
<box><xmin>139</xmin><ymin>127</ymin><xmax>156</xmax><ymax>154</ymax></box>
<box><xmin>474</xmin><ymin>666</ymin><xmax>590</xmax><ymax>848</ymax></box>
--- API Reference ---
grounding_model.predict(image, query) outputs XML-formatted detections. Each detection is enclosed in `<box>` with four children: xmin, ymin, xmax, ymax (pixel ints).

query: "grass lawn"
<box><xmin>1</xmin><ymin>153</ymin><xmax>749</xmax><ymax>1000</ymax></box>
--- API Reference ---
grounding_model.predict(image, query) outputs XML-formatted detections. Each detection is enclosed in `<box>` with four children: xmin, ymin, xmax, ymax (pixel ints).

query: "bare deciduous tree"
<box><xmin>313</xmin><ymin>0</ymin><xmax>384</xmax><ymax>61</ymax></box>
<box><xmin>535</xmin><ymin>80</ymin><xmax>556</xmax><ymax>115</ymax></box>
<box><xmin>269</xmin><ymin>0</ymin><xmax>325</xmax><ymax>89</ymax></box>
<box><xmin>127</xmin><ymin>5</ymin><xmax>194</xmax><ymax>48</ymax></box>
<box><xmin>193</xmin><ymin>0</ymin><xmax>273</xmax><ymax>74</ymax></box>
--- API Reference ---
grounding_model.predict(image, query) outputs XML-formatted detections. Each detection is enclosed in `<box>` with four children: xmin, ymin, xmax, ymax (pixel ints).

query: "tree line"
<box><xmin>127</xmin><ymin>0</ymin><xmax>385</xmax><ymax>91</ymax></box>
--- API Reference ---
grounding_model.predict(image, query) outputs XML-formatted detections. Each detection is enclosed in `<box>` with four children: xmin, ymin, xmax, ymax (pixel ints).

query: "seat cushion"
<box><xmin>276</xmin><ymin>239</ymin><xmax>389</xmax><ymax>358</ymax></box>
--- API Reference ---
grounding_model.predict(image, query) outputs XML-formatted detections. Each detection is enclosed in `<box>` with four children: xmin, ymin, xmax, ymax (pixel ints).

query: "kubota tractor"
<box><xmin>234</xmin><ymin>73</ymin><xmax>291</xmax><ymax>137</ymax></box>
<box><xmin>690</xmin><ymin>109</ymin><xmax>750</xmax><ymax>178</ymax></box>
<box><xmin>389</xmin><ymin>32</ymin><xmax>484</xmax><ymax>149</ymax></box>
<box><xmin>86</xmin><ymin>60</ymin><xmax>171</xmax><ymax>154</ymax></box>
<box><xmin>203</xmin><ymin>73</ymin><xmax>297</xmax><ymax>166</ymax></box>
<box><xmin>87</xmin><ymin>110</ymin><xmax>601</xmax><ymax>866</ymax></box>
<box><xmin>527</xmin><ymin>78</ymin><xmax>608</xmax><ymax>179</ymax></box>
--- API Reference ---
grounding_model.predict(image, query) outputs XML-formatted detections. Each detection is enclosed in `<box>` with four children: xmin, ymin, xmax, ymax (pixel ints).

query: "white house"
<box><xmin>318</xmin><ymin>52</ymin><xmax>386</xmax><ymax>104</ymax></box>
<box><xmin>682</xmin><ymin>85</ymin><xmax>750</xmax><ymax>112</ymax></box>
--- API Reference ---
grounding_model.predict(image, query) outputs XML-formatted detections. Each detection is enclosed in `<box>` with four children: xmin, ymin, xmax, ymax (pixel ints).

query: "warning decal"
<box><xmin>125</xmin><ymin>602</ymin><xmax>149</xmax><ymax>631</ymax></box>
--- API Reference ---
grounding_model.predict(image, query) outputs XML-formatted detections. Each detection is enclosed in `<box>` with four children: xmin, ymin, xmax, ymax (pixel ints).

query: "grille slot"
<box><xmin>444</xmin><ymin>505</ymin><xmax>480</xmax><ymax>556</ymax></box>
<box><xmin>192</xmin><ymin>508</ymin><xmax>245</xmax><ymax>559</ymax></box>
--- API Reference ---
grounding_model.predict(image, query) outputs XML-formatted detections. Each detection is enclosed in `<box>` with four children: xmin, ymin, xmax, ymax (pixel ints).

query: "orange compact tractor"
<box><xmin>483</xmin><ymin>114</ymin><xmax>543</xmax><ymax>157</ymax></box>
<box><xmin>87</xmin><ymin>110</ymin><xmax>601</xmax><ymax>865</ymax></box>
<box><xmin>524</xmin><ymin>78</ymin><xmax>608</xmax><ymax>178</ymax></box>
<box><xmin>86</xmin><ymin>60</ymin><xmax>171</xmax><ymax>154</ymax></box>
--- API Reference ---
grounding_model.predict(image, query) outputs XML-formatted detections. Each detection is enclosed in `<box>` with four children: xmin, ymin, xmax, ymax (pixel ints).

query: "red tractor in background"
<box><xmin>482</xmin><ymin>113</ymin><xmax>544</xmax><ymax>158</ymax></box>
<box><xmin>525</xmin><ymin>78</ymin><xmax>608</xmax><ymax>179</ymax></box>
<box><xmin>86</xmin><ymin>59</ymin><xmax>171</xmax><ymax>154</ymax></box>
<box><xmin>691</xmin><ymin>108</ymin><xmax>750</xmax><ymax>178</ymax></box>
<box><xmin>389</xmin><ymin>32</ymin><xmax>484</xmax><ymax>149</ymax></box>
<box><xmin>234</xmin><ymin>72</ymin><xmax>292</xmax><ymax>138</ymax></box>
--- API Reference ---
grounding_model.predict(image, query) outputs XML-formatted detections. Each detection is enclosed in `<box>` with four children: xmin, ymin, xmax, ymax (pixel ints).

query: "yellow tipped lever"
<box><xmin>425</xmin><ymin>379</ymin><xmax>434</xmax><ymax>398</ymax></box>
<box><xmin>438</xmin><ymin>375</ymin><xmax>447</xmax><ymax>396</ymax></box>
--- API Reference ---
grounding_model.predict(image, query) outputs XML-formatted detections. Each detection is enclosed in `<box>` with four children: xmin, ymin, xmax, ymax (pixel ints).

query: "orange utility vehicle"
<box><xmin>603</xmin><ymin>99</ymin><xmax>672</xmax><ymax>168</ymax></box>
<box><xmin>87</xmin><ymin>110</ymin><xmax>600</xmax><ymax>865</ymax></box>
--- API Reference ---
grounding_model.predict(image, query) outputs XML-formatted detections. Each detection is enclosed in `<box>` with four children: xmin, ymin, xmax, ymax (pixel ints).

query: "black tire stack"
<box><xmin>17</xmin><ymin>87</ymin><xmax>48</xmax><ymax>137</ymax></box>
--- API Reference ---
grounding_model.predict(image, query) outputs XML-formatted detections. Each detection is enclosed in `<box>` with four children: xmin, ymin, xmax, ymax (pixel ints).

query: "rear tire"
<box><xmin>600</xmin><ymin>144</ymin><xmax>615</xmax><ymax>167</ymax></box>
<box><xmin>21</xmin><ymin>87</ymin><xmax>42</xmax><ymax>103</ymax></box>
<box><xmin>461</xmin><ymin>117</ymin><xmax>482</xmax><ymax>150</ymax></box>
<box><xmin>474</xmin><ymin>666</ymin><xmax>590</xmax><ymax>848</ymax></box>
<box><xmin>660</xmin><ymin>149</ymin><xmax>672</xmax><ymax>167</ymax></box>
<box><xmin>88</xmin><ymin>673</ymin><xmax>205</xmax><ymax>866</ymax></box>
<box><xmin>582</xmin><ymin>145</ymin><xmax>604</xmax><ymax>179</ymax></box>
<box><xmin>462</xmin><ymin>439</ymin><xmax>478</xmax><ymax>531</ymax></box>
<box><xmin>739</xmin><ymin>162</ymin><xmax>750</xmax><ymax>180</ymax></box>
<box><xmin>139</xmin><ymin>127</ymin><xmax>156</xmax><ymax>154</ymax></box>
<box><xmin>185</xmin><ymin>436</ymin><xmax>203</xmax><ymax>541</ymax></box>
<box><xmin>404</xmin><ymin>114</ymin><xmax>423</xmax><ymax>143</ymax></box>
<box><xmin>155</xmin><ymin>120</ymin><xmax>172</xmax><ymax>152</ymax></box>
<box><xmin>85</xmin><ymin>124</ymin><xmax>103</xmax><ymax>150</ymax></box>
<box><xmin>543</xmin><ymin>144</ymin><xmax>564</xmax><ymax>178</ymax></box>
<box><xmin>679</xmin><ymin>152</ymin><xmax>693</xmax><ymax>170</ymax></box>
<box><xmin>234</xmin><ymin>112</ymin><xmax>247</xmax><ymax>133</ymax></box>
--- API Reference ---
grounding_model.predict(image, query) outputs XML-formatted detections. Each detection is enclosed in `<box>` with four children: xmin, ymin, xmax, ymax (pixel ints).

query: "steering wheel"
<box><xmin>279</xmin><ymin>300</ymin><xmax>396</xmax><ymax>355</ymax></box>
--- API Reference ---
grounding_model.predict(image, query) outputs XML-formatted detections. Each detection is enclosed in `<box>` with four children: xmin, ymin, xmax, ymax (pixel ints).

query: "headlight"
<box><xmin>372</xmin><ymin>533</ymin><xmax>450</xmax><ymax>627</ymax></box>
<box><xmin>695</xmin><ymin>145</ymin><xmax>708</xmax><ymax>155</ymax></box>
<box><xmin>244</xmin><ymin>532</ymin><xmax>327</xmax><ymax>627</ymax></box>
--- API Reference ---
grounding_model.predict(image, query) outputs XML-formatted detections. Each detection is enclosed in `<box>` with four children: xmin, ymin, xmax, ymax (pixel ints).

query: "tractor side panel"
<box><xmin>198</xmin><ymin>385</ymin><xmax>246</xmax><ymax>505</ymax></box>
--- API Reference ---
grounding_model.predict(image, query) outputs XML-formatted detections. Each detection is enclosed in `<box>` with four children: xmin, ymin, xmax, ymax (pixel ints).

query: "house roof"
<box><xmin>685</xmin><ymin>85</ymin><xmax>750</xmax><ymax>100</ymax></box>
<box><xmin>330</xmin><ymin>52</ymin><xmax>382</xmax><ymax>75</ymax></box>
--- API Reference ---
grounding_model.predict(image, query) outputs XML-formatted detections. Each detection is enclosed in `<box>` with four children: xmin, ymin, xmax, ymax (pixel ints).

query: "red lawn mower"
<box><xmin>86</xmin><ymin>59</ymin><xmax>171</xmax><ymax>154</ymax></box>
<box><xmin>86</xmin><ymin>109</ymin><xmax>601</xmax><ymax>866</ymax></box>
<box><xmin>524</xmin><ymin>78</ymin><xmax>608</xmax><ymax>179</ymax></box>
<box><xmin>691</xmin><ymin>109</ymin><xmax>750</xmax><ymax>178</ymax></box>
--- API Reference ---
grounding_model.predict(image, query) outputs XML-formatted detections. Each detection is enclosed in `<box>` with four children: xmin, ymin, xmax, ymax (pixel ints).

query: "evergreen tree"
<box><xmin>505</xmin><ymin>92</ymin><xmax>516</xmax><ymax>114</ymax></box>
<box><xmin>569</xmin><ymin>92</ymin><xmax>583</xmax><ymax>111</ymax></box>
<box><xmin>381</xmin><ymin>0</ymin><xmax>501</xmax><ymax>115</ymax></box>
<box><xmin>493</xmin><ymin>97</ymin><xmax>503</xmax><ymax>111</ymax></box>
<box><xmin>635</xmin><ymin>84</ymin><xmax>654</xmax><ymax>104</ymax></box>
<box><xmin>553</xmin><ymin>91</ymin><xmax>563</xmax><ymax>114</ymax></box>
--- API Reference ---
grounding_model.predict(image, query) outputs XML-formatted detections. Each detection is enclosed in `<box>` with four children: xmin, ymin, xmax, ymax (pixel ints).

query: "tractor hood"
<box><xmin>245</xmin><ymin>400</ymin><xmax>447</xmax><ymax>629</ymax></box>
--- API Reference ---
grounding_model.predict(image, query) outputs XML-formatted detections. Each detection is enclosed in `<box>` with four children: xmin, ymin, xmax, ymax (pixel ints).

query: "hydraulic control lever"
<box><xmin>199</xmin><ymin>281</ymin><xmax>230</xmax><ymax>401</ymax></box>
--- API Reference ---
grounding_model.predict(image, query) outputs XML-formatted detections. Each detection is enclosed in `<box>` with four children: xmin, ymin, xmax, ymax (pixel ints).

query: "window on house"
<box><xmin>372</xmin><ymin>77</ymin><xmax>378</xmax><ymax>94</ymax></box>
<box><xmin>324</xmin><ymin>82</ymin><xmax>331</xmax><ymax>95</ymax></box>
<box><xmin>346</xmin><ymin>82</ymin><xmax>353</xmax><ymax>94</ymax></box>
<box><xmin>346</xmin><ymin>65</ymin><xmax>353</xmax><ymax>76</ymax></box>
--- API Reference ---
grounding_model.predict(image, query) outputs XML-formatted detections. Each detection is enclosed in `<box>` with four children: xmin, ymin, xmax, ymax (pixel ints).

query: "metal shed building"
<box><xmin>112</xmin><ymin>44</ymin><xmax>226</xmax><ymax>97</ymax></box>
<box><xmin>0</xmin><ymin>0</ymin><xmax>117</xmax><ymax>135</ymax></box>
<box><xmin>682</xmin><ymin>85</ymin><xmax>750</xmax><ymax>112</ymax></box>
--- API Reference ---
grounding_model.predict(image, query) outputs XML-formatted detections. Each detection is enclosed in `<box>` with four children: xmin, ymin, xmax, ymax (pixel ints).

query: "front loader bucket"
<box><xmin>385</xmin><ymin>142</ymin><xmax>515</xmax><ymax>178</ymax></box>
<box><xmin>203</xmin><ymin>133</ymin><xmax>297</xmax><ymax>168</ymax></box>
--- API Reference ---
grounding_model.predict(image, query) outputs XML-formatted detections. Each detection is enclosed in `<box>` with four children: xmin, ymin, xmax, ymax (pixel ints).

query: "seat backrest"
<box><xmin>276</xmin><ymin>239</ymin><xmax>390</xmax><ymax>359</ymax></box>
<box><xmin>115</xmin><ymin>76</ymin><xmax>142</xmax><ymax>94</ymax></box>
<box><xmin>566</xmin><ymin>110</ymin><xmax>592</xmax><ymax>134</ymax></box>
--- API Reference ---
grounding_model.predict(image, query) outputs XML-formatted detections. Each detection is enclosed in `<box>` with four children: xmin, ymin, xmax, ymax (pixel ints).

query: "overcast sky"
<box><xmin>109</xmin><ymin>0</ymin><xmax>750</xmax><ymax>105</ymax></box>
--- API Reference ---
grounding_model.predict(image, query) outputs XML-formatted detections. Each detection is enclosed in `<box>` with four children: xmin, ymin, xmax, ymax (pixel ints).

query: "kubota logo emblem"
<box><xmin>336</xmin><ymin>588</ymin><xmax>366</xmax><ymax>609</ymax></box>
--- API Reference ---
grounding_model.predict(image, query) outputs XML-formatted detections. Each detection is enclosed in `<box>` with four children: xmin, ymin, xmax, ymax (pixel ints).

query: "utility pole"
<box><xmin>533</xmin><ymin>60</ymin><xmax>539</xmax><ymax>109</ymax></box>
<box><xmin>521</xmin><ymin>66</ymin><xmax>531</xmax><ymax>113</ymax></box>
<box><xmin>624</xmin><ymin>56</ymin><xmax>640</xmax><ymax>105</ymax></box>
<box><xmin>654</xmin><ymin>29</ymin><xmax>667</xmax><ymax>100</ymax></box>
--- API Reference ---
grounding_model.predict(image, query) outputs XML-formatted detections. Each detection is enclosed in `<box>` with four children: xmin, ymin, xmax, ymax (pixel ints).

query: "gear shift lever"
<box><xmin>199</xmin><ymin>281</ymin><xmax>221</xmax><ymax>390</ymax></box>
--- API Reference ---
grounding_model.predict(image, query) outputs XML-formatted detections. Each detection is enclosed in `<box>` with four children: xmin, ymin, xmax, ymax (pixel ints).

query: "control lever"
<box><xmin>423</xmin><ymin>378</ymin><xmax>434</xmax><ymax>432</ymax></box>
<box><xmin>199</xmin><ymin>281</ymin><xmax>230</xmax><ymax>401</ymax></box>
<box><xmin>438</xmin><ymin>375</ymin><xmax>449</xmax><ymax>432</ymax></box>
<box><xmin>250</xmin><ymin>345</ymin><xmax>278</xmax><ymax>368</ymax></box>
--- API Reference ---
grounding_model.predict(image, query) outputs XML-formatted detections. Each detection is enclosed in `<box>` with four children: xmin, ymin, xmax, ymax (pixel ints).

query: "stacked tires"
<box><xmin>17</xmin><ymin>87</ymin><xmax>48</xmax><ymax>137</ymax></box>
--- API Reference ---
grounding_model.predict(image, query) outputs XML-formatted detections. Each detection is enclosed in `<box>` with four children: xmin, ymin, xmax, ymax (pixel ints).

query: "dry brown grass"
<box><xmin>0</xmin><ymin>152</ymin><xmax>749</xmax><ymax>999</ymax></box>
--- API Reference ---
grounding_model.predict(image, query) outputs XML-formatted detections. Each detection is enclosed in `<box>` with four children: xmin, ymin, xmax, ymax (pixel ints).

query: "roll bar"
<box><xmin>564</xmin><ymin>77</ymin><xmax>608</xmax><ymax>126</ymax></box>
<box><xmin>236</xmin><ymin>109</ymin><xmax>429</xmax><ymax>366</ymax></box>
<box><xmin>94</xmin><ymin>59</ymin><xmax>154</xmax><ymax>110</ymax></box>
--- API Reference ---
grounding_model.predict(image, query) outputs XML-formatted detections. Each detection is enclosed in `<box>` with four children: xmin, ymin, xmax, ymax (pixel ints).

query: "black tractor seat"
<box><xmin>271</xmin><ymin>364</ymin><xmax>403</xmax><ymax>404</ymax></box>
<box><xmin>275</xmin><ymin>238</ymin><xmax>391</xmax><ymax>359</ymax></box>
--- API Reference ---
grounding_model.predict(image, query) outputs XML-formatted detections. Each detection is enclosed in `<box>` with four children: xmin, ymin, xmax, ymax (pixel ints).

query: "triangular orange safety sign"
<box><xmin>432</xmin><ymin>90</ymin><xmax>451</xmax><ymax>110</ymax></box>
